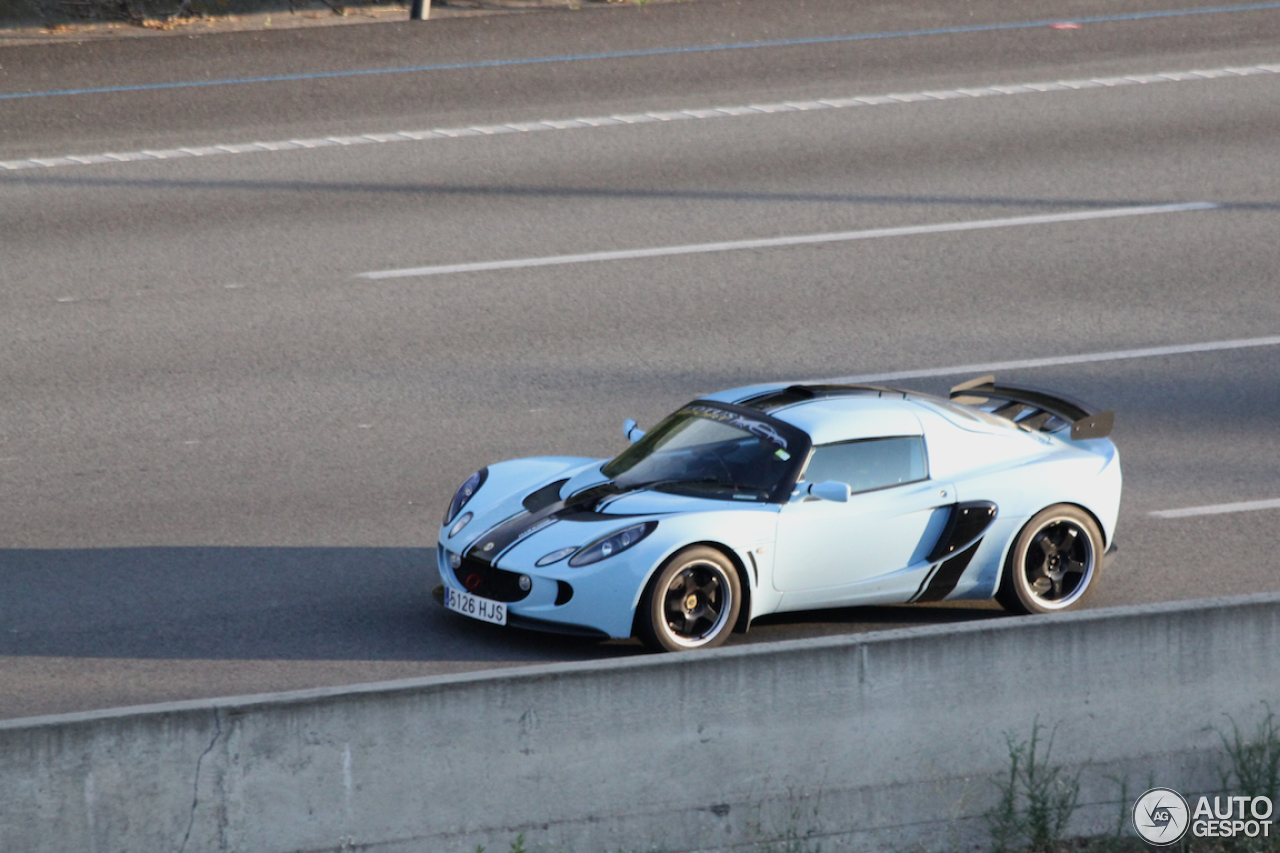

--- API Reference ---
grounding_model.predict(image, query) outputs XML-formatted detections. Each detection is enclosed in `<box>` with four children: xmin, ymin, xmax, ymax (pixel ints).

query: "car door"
<box><xmin>770</xmin><ymin>436</ymin><xmax>954</xmax><ymax>605</ymax></box>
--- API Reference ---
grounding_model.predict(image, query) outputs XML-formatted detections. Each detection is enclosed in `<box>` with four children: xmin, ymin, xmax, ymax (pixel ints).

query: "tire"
<box><xmin>637</xmin><ymin>546</ymin><xmax>742</xmax><ymax>652</ymax></box>
<box><xmin>997</xmin><ymin>504</ymin><xmax>1103</xmax><ymax>615</ymax></box>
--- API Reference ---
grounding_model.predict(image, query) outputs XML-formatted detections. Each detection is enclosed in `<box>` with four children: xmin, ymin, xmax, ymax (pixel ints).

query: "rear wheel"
<box><xmin>997</xmin><ymin>505</ymin><xmax>1102</xmax><ymax>615</ymax></box>
<box><xmin>637</xmin><ymin>546</ymin><xmax>741</xmax><ymax>652</ymax></box>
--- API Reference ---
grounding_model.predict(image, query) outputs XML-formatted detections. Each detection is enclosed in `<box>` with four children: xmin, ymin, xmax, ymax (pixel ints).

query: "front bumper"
<box><xmin>430</xmin><ymin>581</ymin><xmax>609</xmax><ymax>638</ymax></box>
<box><xmin>436</xmin><ymin>545</ymin><xmax>634</xmax><ymax>639</ymax></box>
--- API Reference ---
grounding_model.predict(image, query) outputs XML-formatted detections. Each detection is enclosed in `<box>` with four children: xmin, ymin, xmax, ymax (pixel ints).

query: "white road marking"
<box><xmin>1150</xmin><ymin>498</ymin><xmax>1280</xmax><ymax>518</ymax></box>
<box><xmin>357</xmin><ymin>202</ymin><xmax>1217</xmax><ymax>280</ymax></box>
<box><xmin>810</xmin><ymin>334</ymin><xmax>1280</xmax><ymax>384</ymax></box>
<box><xmin>2</xmin><ymin>64</ymin><xmax>1277</xmax><ymax>172</ymax></box>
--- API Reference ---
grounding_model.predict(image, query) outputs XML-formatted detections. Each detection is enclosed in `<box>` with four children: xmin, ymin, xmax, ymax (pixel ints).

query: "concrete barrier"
<box><xmin>3</xmin><ymin>592</ymin><xmax>1279</xmax><ymax>853</ymax></box>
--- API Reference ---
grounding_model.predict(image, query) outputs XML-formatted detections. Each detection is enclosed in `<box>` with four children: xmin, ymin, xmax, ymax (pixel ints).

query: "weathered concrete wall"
<box><xmin>0</xmin><ymin>0</ymin><xmax>37</xmax><ymax>22</ymax></box>
<box><xmin>3</xmin><ymin>593</ymin><xmax>1279</xmax><ymax>853</ymax></box>
<box><xmin>0</xmin><ymin>0</ymin><xmax>402</xmax><ymax>26</ymax></box>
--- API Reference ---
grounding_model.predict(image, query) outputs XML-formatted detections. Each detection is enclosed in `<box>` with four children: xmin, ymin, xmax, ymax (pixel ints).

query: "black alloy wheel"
<box><xmin>997</xmin><ymin>504</ymin><xmax>1103</xmax><ymax>615</ymax></box>
<box><xmin>637</xmin><ymin>546</ymin><xmax>742</xmax><ymax>652</ymax></box>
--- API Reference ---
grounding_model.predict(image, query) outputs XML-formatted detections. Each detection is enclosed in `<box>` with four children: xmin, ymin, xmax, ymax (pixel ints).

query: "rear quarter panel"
<box><xmin>915</xmin><ymin>406</ymin><xmax>1121</xmax><ymax>599</ymax></box>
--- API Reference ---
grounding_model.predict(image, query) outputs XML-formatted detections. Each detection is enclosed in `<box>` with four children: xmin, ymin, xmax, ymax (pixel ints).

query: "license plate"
<box><xmin>444</xmin><ymin>587</ymin><xmax>507</xmax><ymax>626</ymax></box>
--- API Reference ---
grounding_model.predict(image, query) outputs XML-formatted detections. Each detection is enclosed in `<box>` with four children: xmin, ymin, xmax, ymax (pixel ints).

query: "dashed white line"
<box><xmin>1</xmin><ymin>63</ymin><xmax>1277</xmax><ymax>172</ymax></box>
<box><xmin>811</xmin><ymin>334</ymin><xmax>1280</xmax><ymax>384</ymax></box>
<box><xmin>357</xmin><ymin>203</ymin><xmax>1216</xmax><ymax>280</ymax></box>
<box><xmin>1150</xmin><ymin>498</ymin><xmax>1280</xmax><ymax>519</ymax></box>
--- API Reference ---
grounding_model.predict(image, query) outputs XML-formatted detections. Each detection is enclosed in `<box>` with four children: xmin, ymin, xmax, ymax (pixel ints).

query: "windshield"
<box><xmin>601</xmin><ymin>402</ymin><xmax>808</xmax><ymax>503</ymax></box>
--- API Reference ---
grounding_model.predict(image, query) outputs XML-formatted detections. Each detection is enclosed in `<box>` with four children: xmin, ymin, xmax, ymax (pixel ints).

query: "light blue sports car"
<box><xmin>436</xmin><ymin>378</ymin><xmax>1120</xmax><ymax>652</ymax></box>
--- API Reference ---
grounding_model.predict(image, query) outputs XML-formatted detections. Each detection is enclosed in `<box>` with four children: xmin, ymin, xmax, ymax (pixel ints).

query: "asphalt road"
<box><xmin>2</xmin><ymin>0</ymin><xmax>1279</xmax><ymax>720</ymax></box>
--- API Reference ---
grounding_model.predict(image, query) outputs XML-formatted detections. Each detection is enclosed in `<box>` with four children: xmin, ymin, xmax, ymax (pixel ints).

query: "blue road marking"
<box><xmin>4</xmin><ymin>2</ymin><xmax>1280</xmax><ymax>100</ymax></box>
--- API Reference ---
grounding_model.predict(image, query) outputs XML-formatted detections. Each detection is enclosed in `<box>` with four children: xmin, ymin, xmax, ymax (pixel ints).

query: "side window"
<box><xmin>802</xmin><ymin>436</ymin><xmax>927</xmax><ymax>494</ymax></box>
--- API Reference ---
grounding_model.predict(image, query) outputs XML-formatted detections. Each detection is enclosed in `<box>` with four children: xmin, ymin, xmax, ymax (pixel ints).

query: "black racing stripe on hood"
<box><xmin>466</xmin><ymin>482</ymin><xmax>627</xmax><ymax>565</ymax></box>
<box><xmin>523</xmin><ymin>479</ymin><xmax>569</xmax><ymax>513</ymax></box>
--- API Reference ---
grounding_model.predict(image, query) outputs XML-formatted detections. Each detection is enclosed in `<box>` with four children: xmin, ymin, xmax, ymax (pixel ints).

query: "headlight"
<box><xmin>568</xmin><ymin>521</ymin><xmax>657</xmax><ymax>567</ymax></box>
<box><xmin>443</xmin><ymin>468</ymin><xmax>487</xmax><ymax>526</ymax></box>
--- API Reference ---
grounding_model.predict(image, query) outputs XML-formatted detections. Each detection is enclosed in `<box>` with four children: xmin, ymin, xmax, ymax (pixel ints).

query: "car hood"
<box><xmin>557</xmin><ymin>463</ymin><xmax>769</xmax><ymax>515</ymax></box>
<box><xmin>553</xmin><ymin>462</ymin><xmax>756</xmax><ymax>517</ymax></box>
<box><xmin>441</xmin><ymin>457</ymin><xmax>750</xmax><ymax>562</ymax></box>
<box><xmin>595</xmin><ymin>489</ymin><xmax>740</xmax><ymax>515</ymax></box>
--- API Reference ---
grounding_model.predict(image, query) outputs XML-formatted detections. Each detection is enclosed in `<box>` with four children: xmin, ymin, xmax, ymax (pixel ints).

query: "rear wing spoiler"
<box><xmin>949</xmin><ymin>376</ymin><xmax>1114</xmax><ymax>441</ymax></box>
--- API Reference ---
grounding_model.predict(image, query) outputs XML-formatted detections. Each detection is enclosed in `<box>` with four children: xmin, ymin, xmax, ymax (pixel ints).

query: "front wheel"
<box><xmin>637</xmin><ymin>546</ymin><xmax>742</xmax><ymax>652</ymax></box>
<box><xmin>997</xmin><ymin>505</ymin><xmax>1103</xmax><ymax>615</ymax></box>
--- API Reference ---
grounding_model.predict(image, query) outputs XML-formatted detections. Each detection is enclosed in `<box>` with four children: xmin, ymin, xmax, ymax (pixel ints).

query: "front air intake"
<box><xmin>450</xmin><ymin>557</ymin><xmax>532</xmax><ymax>602</ymax></box>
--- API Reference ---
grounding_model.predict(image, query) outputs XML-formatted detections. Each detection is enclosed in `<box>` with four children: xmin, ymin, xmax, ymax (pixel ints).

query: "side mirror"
<box><xmin>791</xmin><ymin>481</ymin><xmax>851</xmax><ymax>503</ymax></box>
<box><xmin>622</xmin><ymin>419</ymin><xmax>646</xmax><ymax>444</ymax></box>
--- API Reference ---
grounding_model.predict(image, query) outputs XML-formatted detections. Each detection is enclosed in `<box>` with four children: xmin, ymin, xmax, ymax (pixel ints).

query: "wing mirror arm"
<box><xmin>622</xmin><ymin>419</ymin><xmax>646</xmax><ymax>444</ymax></box>
<box><xmin>790</xmin><ymin>481</ymin><xmax>851</xmax><ymax>503</ymax></box>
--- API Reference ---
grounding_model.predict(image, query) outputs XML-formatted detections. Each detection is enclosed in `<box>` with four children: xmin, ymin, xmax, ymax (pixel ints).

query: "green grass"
<box><xmin>987</xmin><ymin>718</ymin><xmax>1081</xmax><ymax>853</ymax></box>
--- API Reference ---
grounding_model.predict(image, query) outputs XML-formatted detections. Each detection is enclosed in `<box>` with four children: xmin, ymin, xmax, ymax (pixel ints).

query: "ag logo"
<box><xmin>1133</xmin><ymin>787</ymin><xmax>1191</xmax><ymax>845</ymax></box>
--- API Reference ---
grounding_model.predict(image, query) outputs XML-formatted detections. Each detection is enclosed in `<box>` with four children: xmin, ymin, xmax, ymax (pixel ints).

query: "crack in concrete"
<box><xmin>178</xmin><ymin>707</ymin><xmax>222</xmax><ymax>853</ymax></box>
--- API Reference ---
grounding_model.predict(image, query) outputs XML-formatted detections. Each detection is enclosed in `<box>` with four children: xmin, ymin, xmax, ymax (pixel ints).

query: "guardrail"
<box><xmin>3</xmin><ymin>592</ymin><xmax>1279</xmax><ymax>852</ymax></box>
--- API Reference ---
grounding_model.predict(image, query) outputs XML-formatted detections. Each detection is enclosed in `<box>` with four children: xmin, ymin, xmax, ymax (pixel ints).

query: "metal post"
<box><xmin>410</xmin><ymin>0</ymin><xmax>428</xmax><ymax>20</ymax></box>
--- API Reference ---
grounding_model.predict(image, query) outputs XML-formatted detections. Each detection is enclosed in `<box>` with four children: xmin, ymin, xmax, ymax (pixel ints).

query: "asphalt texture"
<box><xmin>2</xmin><ymin>0</ymin><xmax>1279</xmax><ymax>719</ymax></box>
